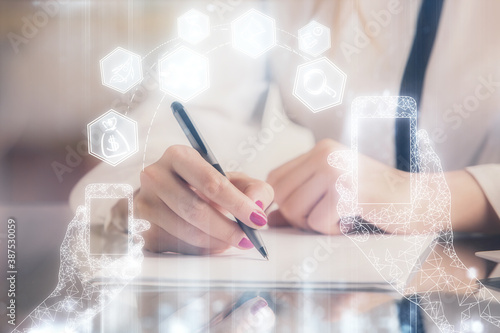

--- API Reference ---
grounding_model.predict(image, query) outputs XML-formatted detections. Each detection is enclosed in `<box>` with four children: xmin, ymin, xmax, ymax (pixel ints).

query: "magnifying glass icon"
<box><xmin>303</xmin><ymin>69</ymin><xmax>337</xmax><ymax>98</ymax></box>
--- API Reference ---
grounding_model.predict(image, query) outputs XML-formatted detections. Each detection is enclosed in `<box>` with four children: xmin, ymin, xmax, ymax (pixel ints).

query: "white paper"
<box><xmin>129</xmin><ymin>228</ymin><xmax>434</xmax><ymax>291</ymax></box>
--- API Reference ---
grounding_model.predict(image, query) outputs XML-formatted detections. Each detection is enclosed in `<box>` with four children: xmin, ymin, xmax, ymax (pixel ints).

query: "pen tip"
<box><xmin>257</xmin><ymin>246</ymin><xmax>269</xmax><ymax>261</ymax></box>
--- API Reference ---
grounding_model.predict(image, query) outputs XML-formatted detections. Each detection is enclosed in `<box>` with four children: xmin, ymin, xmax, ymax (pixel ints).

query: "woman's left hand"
<box><xmin>266</xmin><ymin>139</ymin><xmax>410</xmax><ymax>234</ymax></box>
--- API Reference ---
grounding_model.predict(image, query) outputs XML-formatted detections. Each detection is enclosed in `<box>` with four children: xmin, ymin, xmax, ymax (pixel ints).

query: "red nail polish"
<box><xmin>238</xmin><ymin>238</ymin><xmax>254</xmax><ymax>249</ymax></box>
<box><xmin>250</xmin><ymin>211</ymin><xmax>267</xmax><ymax>226</ymax></box>
<box><xmin>251</xmin><ymin>299</ymin><xmax>268</xmax><ymax>315</ymax></box>
<box><xmin>255</xmin><ymin>200</ymin><xmax>264</xmax><ymax>209</ymax></box>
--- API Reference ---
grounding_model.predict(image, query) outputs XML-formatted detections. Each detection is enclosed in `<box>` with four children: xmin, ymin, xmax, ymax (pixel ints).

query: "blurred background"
<box><xmin>2</xmin><ymin>2</ymin><xmax>500</xmax><ymax>332</ymax></box>
<box><xmin>0</xmin><ymin>0</ymin><xmax>213</xmax><ymax>203</ymax></box>
<box><xmin>0</xmin><ymin>1</ymin><xmax>260</xmax><ymax>329</ymax></box>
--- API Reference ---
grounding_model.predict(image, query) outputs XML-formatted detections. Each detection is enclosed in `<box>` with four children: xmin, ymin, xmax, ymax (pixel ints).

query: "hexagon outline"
<box><xmin>231</xmin><ymin>9</ymin><xmax>276</xmax><ymax>58</ymax></box>
<box><xmin>293</xmin><ymin>57</ymin><xmax>347</xmax><ymax>113</ymax></box>
<box><xmin>100</xmin><ymin>47</ymin><xmax>143</xmax><ymax>94</ymax></box>
<box><xmin>298</xmin><ymin>20</ymin><xmax>331</xmax><ymax>57</ymax></box>
<box><xmin>158</xmin><ymin>46</ymin><xmax>210</xmax><ymax>102</ymax></box>
<box><xmin>87</xmin><ymin>110</ymin><xmax>139</xmax><ymax>166</ymax></box>
<box><xmin>177</xmin><ymin>9</ymin><xmax>210</xmax><ymax>45</ymax></box>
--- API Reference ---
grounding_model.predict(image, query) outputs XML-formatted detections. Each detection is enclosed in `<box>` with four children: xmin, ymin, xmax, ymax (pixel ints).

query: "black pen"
<box><xmin>171</xmin><ymin>101</ymin><xmax>269</xmax><ymax>260</ymax></box>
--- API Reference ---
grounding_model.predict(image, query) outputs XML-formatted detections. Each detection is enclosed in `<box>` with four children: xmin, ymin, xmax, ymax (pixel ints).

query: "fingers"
<box><xmin>267</xmin><ymin>156</ymin><xmax>317</xmax><ymax>206</ymax></box>
<box><xmin>61</xmin><ymin>206</ymin><xmax>87</xmax><ymax>252</ymax></box>
<box><xmin>135</xmin><ymin>186</ymin><xmax>250</xmax><ymax>251</ymax></box>
<box><xmin>167</xmin><ymin>146</ymin><xmax>268</xmax><ymax>229</ymax></box>
<box><xmin>412</xmin><ymin>129</ymin><xmax>450</xmax><ymax>233</ymax></box>
<box><xmin>142</xmin><ymin>223</ymin><xmax>230</xmax><ymax>255</ymax></box>
<box><xmin>267</xmin><ymin>210</ymin><xmax>291</xmax><ymax>228</ymax></box>
<box><xmin>306</xmin><ymin>189</ymin><xmax>342</xmax><ymax>235</ymax></box>
<box><xmin>268</xmin><ymin>140</ymin><xmax>344</xmax><ymax>232</ymax></box>
<box><xmin>327</xmin><ymin>150</ymin><xmax>353</xmax><ymax>171</ymax></box>
<box><xmin>130</xmin><ymin>219</ymin><xmax>150</xmax><ymax>234</ymax></box>
<box><xmin>417</xmin><ymin>129</ymin><xmax>445</xmax><ymax>175</ymax></box>
<box><xmin>277</xmin><ymin>173</ymin><xmax>330</xmax><ymax>230</ymax></box>
<box><xmin>128</xmin><ymin>218</ymin><xmax>150</xmax><ymax>257</ymax></box>
<box><xmin>227</xmin><ymin>172</ymin><xmax>274</xmax><ymax>211</ymax></box>
<box><xmin>266</xmin><ymin>153</ymin><xmax>311</xmax><ymax>186</ymax></box>
<box><xmin>414</xmin><ymin>129</ymin><xmax>448</xmax><ymax>206</ymax></box>
<box><xmin>136</xmin><ymin>145</ymin><xmax>274</xmax><ymax>254</ymax></box>
<box><xmin>211</xmin><ymin>297</ymin><xmax>275</xmax><ymax>333</ymax></box>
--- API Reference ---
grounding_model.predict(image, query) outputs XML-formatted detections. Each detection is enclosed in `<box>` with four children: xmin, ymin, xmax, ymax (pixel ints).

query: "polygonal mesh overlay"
<box><xmin>13</xmin><ymin>184</ymin><xmax>149</xmax><ymax>332</ymax></box>
<box><xmin>328</xmin><ymin>96</ymin><xmax>500</xmax><ymax>332</ymax></box>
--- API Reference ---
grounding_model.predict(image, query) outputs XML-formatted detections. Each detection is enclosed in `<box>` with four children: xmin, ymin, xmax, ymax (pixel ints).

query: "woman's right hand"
<box><xmin>135</xmin><ymin>145</ymin><xmax>274</xmax><ymax>255</ymax></box>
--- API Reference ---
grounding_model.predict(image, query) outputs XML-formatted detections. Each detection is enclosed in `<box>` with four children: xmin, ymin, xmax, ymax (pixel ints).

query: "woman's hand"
<box><xmin>267</xmin><ymin>139</ymin><xmax>410</xmax><ymax>235</ymax></box>
<box><xmin>135</xmin><ymin>145</ymin><xmax>274</xmax><ymax>254</ymax></box>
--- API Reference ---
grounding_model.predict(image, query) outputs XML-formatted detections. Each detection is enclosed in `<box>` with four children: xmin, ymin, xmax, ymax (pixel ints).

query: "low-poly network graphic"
<box><xmin>14</xmin><ymin>6</ymin><xmax>500</xmax><ymax>332</ymax></box>
<box><xmin>13</xmin><ymin>184</ymin><xmax>149</xmax><ymax>332</ymax></box>
<box><xmin>328</xmin><ymin>96</ymin><xmax>500</xmax><ymax>332</ymax></box>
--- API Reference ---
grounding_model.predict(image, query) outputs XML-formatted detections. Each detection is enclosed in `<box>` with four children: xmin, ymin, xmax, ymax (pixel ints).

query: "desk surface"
<box><xmin>2</xmin><ymin>204</ymin><xmax>500</xmax><ymax>332</ymax></box>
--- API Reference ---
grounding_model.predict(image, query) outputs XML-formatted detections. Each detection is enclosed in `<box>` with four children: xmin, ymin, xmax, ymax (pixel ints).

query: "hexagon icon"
<box><xmin>100</xmin><ymin>47</ymin><xmax>143</xmax><ymax>94</ymax></box>
<box><xmin>298</xmin><ymin>20</ymin><xmax>331</xmax><ymax>57</ymax></box>
<box><xmin>87</xmin><ymin>110</ymin><xmax>138</xmax><ymax>166</ymax></box>
<box><xmin>293</xmin><ymin>57</ymin><xmax>347</xmax><ymax>113</ymax></box>
<box><xmin>232</xmin><ymin>9</ymin><xmax>276</xmax><ymax>58</ymax></box>
<box><xmin>158</xmin><ymin>46</ymin><xmax>209</xmax><ymax>102</ymax></box>
<box><xmin>178</xmin><ymin>9</ymin><xmax>210</xmax><ymax>44</ymax></box>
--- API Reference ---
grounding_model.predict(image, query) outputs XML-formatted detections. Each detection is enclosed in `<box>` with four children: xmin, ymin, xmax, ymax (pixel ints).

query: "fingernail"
<box><xmin>255</xmin><ymin>200</ymin><xmax>264</xmax><ymax>209</ymax></box>
<box><xmin>250</xmin><ymin>211</ymin><xmax>267</xmax><ymax>226</ymax></box>
<box><xmin>251</xmin><ymin>299</ymin><xmax>268</xmax><ymax>315</ymax></box>
<box><xmin>238</xmin><ymin>238</ymin><xmax>254</xmax><ymax>249</ymax></box>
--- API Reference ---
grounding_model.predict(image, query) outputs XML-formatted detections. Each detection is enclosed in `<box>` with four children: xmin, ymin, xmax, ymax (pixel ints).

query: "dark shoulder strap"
<box><xmin>396</xmin><ymin>0</ymin><xmax>445</xmax><ymax>172</ymax></box>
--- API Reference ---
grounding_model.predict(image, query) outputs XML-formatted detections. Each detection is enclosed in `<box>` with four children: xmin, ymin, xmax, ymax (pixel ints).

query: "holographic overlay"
<box><xmin>13</xmin><ymin>184</ymin><xmax>150</xmax><ymax>332</ymax></box>
<box><xmin>87</xmin><ymin>110</ymin><xmax>139</xmax><ymax>167</ymax></box>
<box><xmin>298</xmin><ymin>20</ymin><xmax>331</xmax><ymax>57</ymax></box>
<box><xmin>328</xmin><ymin>96</ymin><xmax>500</xmax><ymax>332</ymax></box>
<box><xmin>231</xmin><ymin>9</ymin><xmax>276</xmax><ymax>58</ymax></box>
<box><xmin>178</xmin><ymin>9</ymin><xmax>210</xmax><ymax>45</ymax></box>
<box><xmin>100</xmin><ymin>47</ymin><xmax>144</xmax><ymax>94</ymax></box>
<box><xmin>293</xmin><ymin>57</ymin><xmax>347</xmax><ymax>113</ymax></box>
<box><xmin>158</xmin><ymin>46</ymin><xmax>210</xmax><ymax>102</ymax></box>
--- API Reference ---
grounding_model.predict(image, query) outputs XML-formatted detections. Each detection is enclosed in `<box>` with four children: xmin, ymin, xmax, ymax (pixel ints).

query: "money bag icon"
<box><xmin>100</xmin><ymin>116</ymin><xmax>131</xmax><ymax>158</ymax></box>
